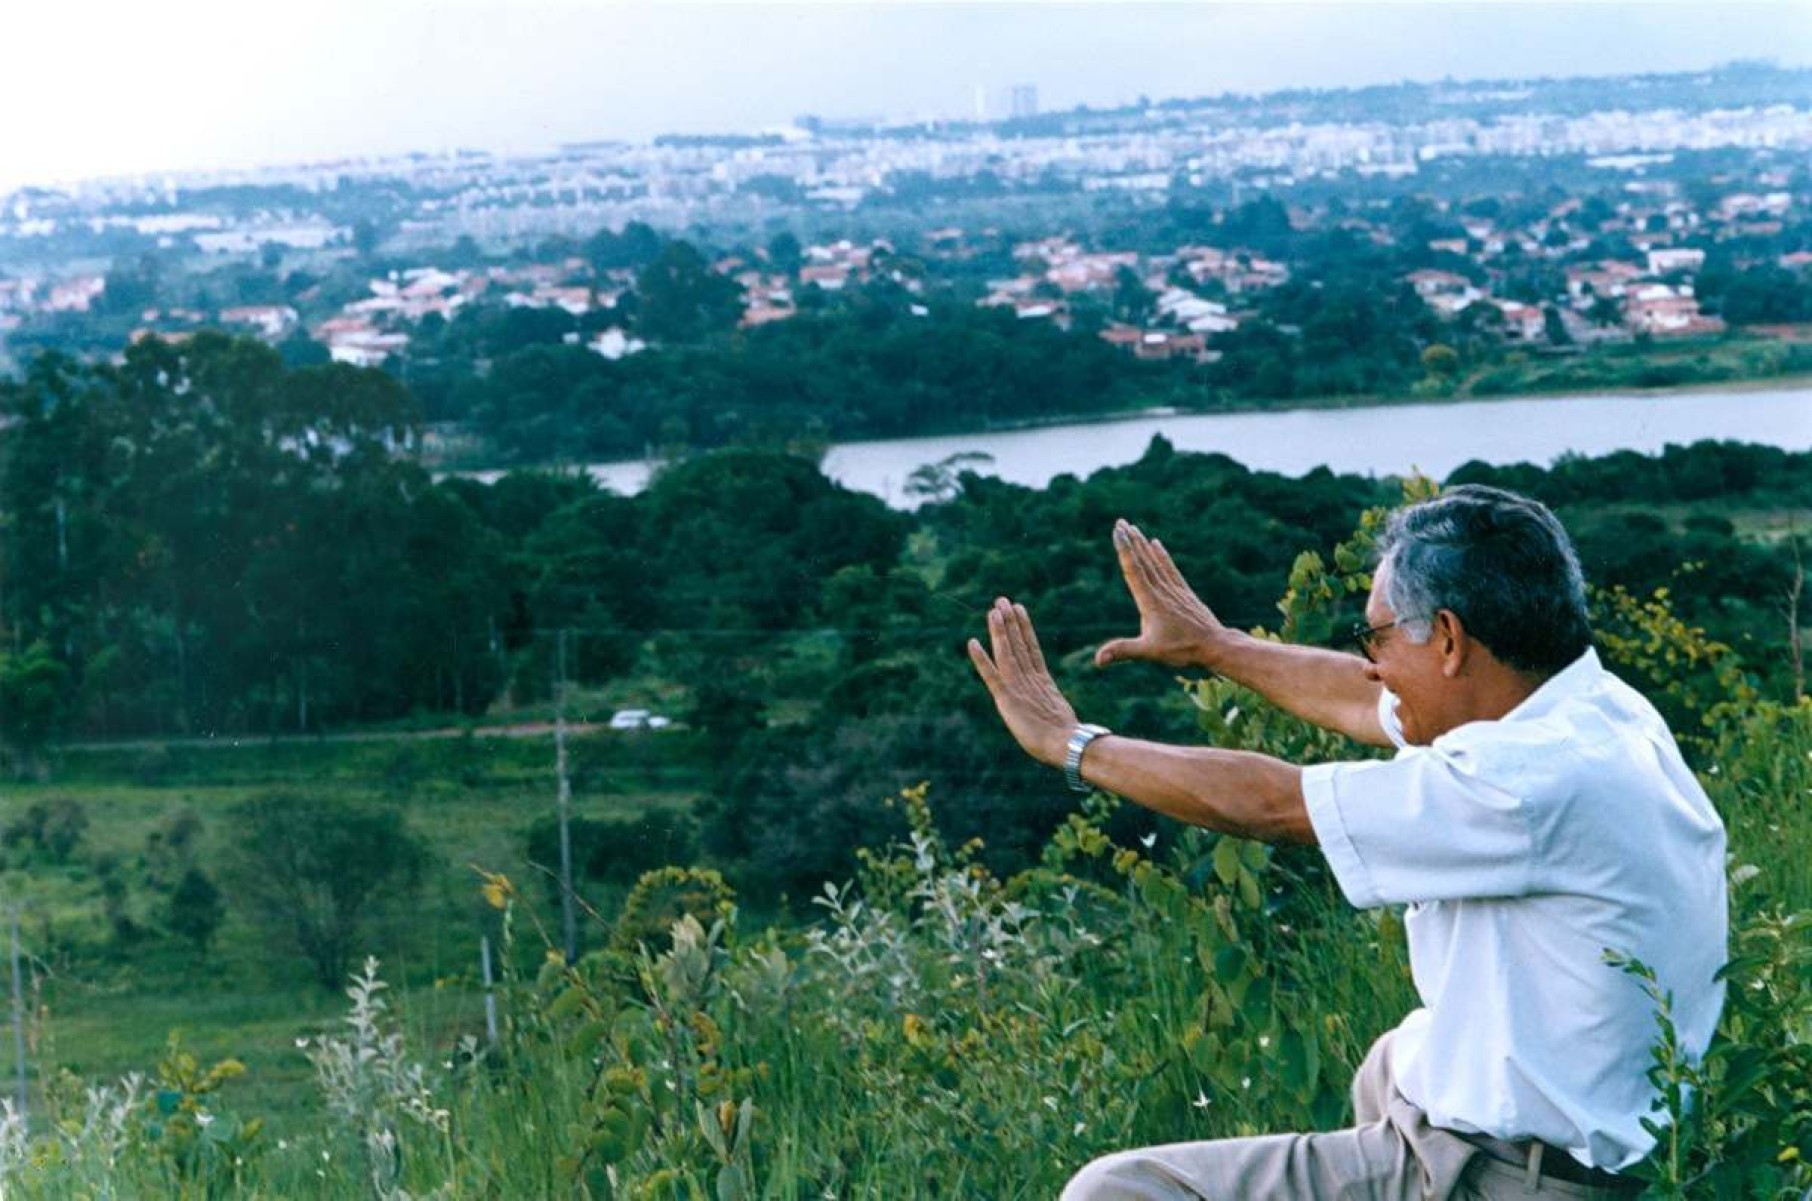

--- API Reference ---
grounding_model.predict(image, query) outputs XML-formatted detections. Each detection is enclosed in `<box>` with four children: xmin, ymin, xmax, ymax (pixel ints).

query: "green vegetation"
<box><xmin>0</xmin><ymin>490</ymin><xmax>1803</xmax><ymax>1197</ymax></box>
<box><xmin>422</xmin><ymin>294</ymin><xmax>1173</xmax><ymax>463</ymax></box>
<box><xmin>1461</xmin><ymin>337</ymin><xmax>1812</xmax><ymax>399</ymax></box>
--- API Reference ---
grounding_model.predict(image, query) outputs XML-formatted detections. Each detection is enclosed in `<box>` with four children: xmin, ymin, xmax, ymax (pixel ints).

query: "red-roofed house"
<box><xmin>218</xmin><ymin>305</ymin><xmax>299</xmax><ymax>339</ymax></box>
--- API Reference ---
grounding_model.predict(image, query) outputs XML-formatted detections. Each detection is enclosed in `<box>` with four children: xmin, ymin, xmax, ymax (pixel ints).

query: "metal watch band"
<box><xmin>1063</xmin><ymin>723</ymin><xmax>1112</xmax><ymax>793</ymax></box>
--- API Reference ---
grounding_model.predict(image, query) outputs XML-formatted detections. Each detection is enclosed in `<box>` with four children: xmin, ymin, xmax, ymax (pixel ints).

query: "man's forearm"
<box><xmin>1201</xmin><ymin>632</ymin><xmax>1389</xmax><ymax>747</ymax></box>
<box><xmin>1078</xmin><ymin>734</ymin><xmax>1315</xmax><ymax>845</ymax></box>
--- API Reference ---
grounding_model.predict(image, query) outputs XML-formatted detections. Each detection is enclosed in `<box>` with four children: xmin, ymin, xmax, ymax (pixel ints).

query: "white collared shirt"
<box><xmin>1302</xmin><ymin>648</ymin><xmax>1727</xmax><ymax>1170</ymax></box>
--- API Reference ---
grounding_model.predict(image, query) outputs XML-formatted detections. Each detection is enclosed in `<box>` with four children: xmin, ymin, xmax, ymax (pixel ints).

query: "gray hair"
<box><xmin>1377</xmin><ymin>485</ymin><xmax>1592</xmax><ymax>677</ymax></box>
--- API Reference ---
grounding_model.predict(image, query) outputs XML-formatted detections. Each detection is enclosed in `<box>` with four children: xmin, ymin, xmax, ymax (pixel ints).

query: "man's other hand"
<box><xmin>967</xmin><ymin>597</ymin><xmax>1078</xmax><ymax>768</ymax></box>
<box><xmin>1095</xmin><ymin>519</ymin><xmax>1227</xmax><ymax>670</ymax></box>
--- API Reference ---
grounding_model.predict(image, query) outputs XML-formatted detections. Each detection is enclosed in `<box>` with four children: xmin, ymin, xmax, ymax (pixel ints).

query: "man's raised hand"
<box><xmin>1095</xmin><ymin>519</ymin><xmax>1226</xmax><ymax>670</ymax></box>
<box><xmin>967</xmin><ymin>597</ymin><xmax>1078</xmax><ymax>768</ymax></box>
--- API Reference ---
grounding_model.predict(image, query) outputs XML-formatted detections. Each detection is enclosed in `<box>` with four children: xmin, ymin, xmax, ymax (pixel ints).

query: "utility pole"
<box><xmin>479</xmin><ymin>935</ymin><xmax>499</xmax><ymax>1047</ymax></box>
<box><xmin>9</xmin><ymin>908</ymin><xmax>27</xmax><ymax>1122</ymax></box>
<box><xmin>1787</xmin><ymin>520</ymin><xmax>1805</xmax><ymax>703</ymax></box>
<box><xmin>554</xmin><ymin>630</ymin><xmax>578</xmax><ymax>965</ymax></box>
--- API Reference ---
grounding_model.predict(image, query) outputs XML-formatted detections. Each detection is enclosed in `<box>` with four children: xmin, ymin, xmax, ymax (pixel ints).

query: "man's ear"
<box><xmin>1434</xmin><ymin>609</ymin><xmax>1469</xmax><ymax>677</ymax></box>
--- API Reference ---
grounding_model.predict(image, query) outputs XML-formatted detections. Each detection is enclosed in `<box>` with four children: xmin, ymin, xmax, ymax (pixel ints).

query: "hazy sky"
<box><xmin>3</xmin><ymin>1</ymin><xmax>1808</xmax><ymax>192</ymax></box>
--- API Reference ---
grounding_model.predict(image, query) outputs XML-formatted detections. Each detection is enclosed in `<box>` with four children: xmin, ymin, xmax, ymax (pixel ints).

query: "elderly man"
<box><xmin>967</xmin><ymin>485</ymin><xmax>1726</xmax><ymax>1199</ymax></box>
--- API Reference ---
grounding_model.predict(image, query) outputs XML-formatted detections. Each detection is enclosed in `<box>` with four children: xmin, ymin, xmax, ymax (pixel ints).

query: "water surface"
<box><xmin>521</xmin><ymin>386</ymin><xmax>1812</xmax><ymax>507</ymax></box>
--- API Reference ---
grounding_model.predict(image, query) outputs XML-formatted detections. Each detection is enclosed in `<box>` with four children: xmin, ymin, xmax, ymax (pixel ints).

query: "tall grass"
<box><xmin>2</xmin><ymin>707</ymin><xmax>1803</xmax><ymax>1199</ymax></box>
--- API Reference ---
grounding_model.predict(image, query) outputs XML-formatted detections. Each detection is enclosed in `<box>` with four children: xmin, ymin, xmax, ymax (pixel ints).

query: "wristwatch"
<box><xmin>1063</xmin><ymin>723</ymin><xmax>1112</xmax><ymax>793</ymax></box>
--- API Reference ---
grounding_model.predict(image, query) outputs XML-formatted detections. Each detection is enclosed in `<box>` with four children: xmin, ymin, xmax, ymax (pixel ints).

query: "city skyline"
<box><xmin>4</xmin><ymin>1</ymin><xmax>1809</xmax><ymax>193</ymax></box>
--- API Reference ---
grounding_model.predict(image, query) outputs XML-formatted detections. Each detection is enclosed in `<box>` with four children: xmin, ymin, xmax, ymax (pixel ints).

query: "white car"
<box><xmin>608</xmin><ymin>709</ymin><xmax>670</xmax><ymax>730</ymax></box>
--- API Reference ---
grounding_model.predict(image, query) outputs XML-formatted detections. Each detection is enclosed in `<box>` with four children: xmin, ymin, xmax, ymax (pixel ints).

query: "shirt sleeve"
<box><xmin>1302</xmin><ymin>747</ymin><xmax>1535</xmax><ymax>909</ymax></box>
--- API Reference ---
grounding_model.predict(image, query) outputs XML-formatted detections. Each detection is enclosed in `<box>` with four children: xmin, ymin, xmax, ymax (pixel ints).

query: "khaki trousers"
<box><xmin>1060</xmin><ymin>1033</ymin><xmax>1641</xmax><ymax>1200</ymax></box>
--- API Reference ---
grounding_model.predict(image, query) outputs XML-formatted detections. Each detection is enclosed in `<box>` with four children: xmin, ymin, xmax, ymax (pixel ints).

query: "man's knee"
<box><xmin>1351</xmin><ymin>1030</ymin><xmax>1397</xmax><ymax>1126</ymax></box>
<box><xmin>1061</xmin><ymin>1149</ymin><xmax>1191</xmax><ymax>1201</ymax></box>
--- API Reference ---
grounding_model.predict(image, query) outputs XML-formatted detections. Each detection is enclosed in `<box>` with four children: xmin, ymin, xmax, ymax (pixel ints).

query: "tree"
<box><xmin>448</xmin><ymin>234</ymin><xmax>485</xmax><ymax>269</ymax></box>
<box><xmin>352</xmin><ymin>218</ymin><xmax>381</xmax><ymax>259</ymax></box>
<box><xmin>524</xmin><ymin>808</ymin><xmax>700</xmax><ymax>896</ymax></box>
<box><xmin>1219</xmin><ymin>196</ymin><xmax>1296</xmax><ymax>252</ymax></box>
<box><xmin>585</xmin><ymin>221</ymin><xmax>663</xmax><ymax>275</ymax></box>
<box><xmin>631</xmin><ymin>241</ymin><xmax>744</xmax><ymax>343</ymax></box>
<box><xmin>1420</xmin><ymin>343</ymin><xmax>1461</xmax><ymax>381</ymax></box>
<box><xmin>98</xmin><ymin>253</ymin><xmax>161</xmax><ymax>317</ymax></box>
<box><xmin>277</xmin><ymin>331</ymin><xmax>331</xmax><ymax>368</ymax></box>
<box><xmin>1542</xmin><ymin>304</ymin><xmax>1573</xmax><ymax>347</ymax></box>
<box><xmin>637</xmin><ymin>450</ymin><xmax>909</xmax><ymax>631</ymax></box>
<box><xmin>1111</xmin><ymin>266</ymin><xmax>1155</xmax><ymax>325</ymax></box>
<box><xmin>167</xmin><ymin>867</ymin><xmax>225</xmax><ymax>954</ymax></box>
<box><xmin>1586</xmin><ymin>295</ymin><xmax>1625</xmax><ymax>328</ymax></box>
<box><xmin>225</xmin><ymin>794</ymin><xmax>430</xmax><ymax>989</ymax></box>
<box><xmin>904</xmin><ymin>451</ymin><xmax>997</xmax><ymax>505</ymax></box>
<box><xmin>0</xmin><ymin>334</ymin><xmax>500</xmax><ymax>737</ymax></box>
<box><xmin>767</xmin><ymin>230</ymin><xmax>804</xmax><ymax>278</ymax></box>
<box><xmin>0</xmin><ymin>642</ymin><xmax>70</xmax><ymax>768</ymax></box>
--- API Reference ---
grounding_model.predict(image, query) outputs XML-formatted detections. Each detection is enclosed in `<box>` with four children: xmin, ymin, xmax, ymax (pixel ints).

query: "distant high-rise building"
<box><xmin>1009</xmin><ymin>84</ymin><xmax>1039</xmax><ymax>120</ymax></box>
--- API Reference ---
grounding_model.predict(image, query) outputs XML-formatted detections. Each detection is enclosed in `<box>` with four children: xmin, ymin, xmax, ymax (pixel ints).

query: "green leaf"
<box><xmin>717</xmin><ymin>1162</ymin><xmax>752</xmax><ymax>1201</ymax></box>
<box><xmin>1237</xmin><ymin>871</ymin><xmax>1262</xmax><ymax>911</ymax></box>
<box><xmin>1188</xmin><ymin>1030</ymin><xmax>1223</xmax><ymax>1075</ymax></box>
<box><xmin>566</xmin><ymin>1019</ymin><xmax>608</xmax><ymax>1056</ymax></box>
<box><xmin>1240</xmin><ymin>974</ymin><xmax>1273</xmax><ymax>1020</ymax></box>
<box><xmin>547</xmin><ymin>986</ymin><xmax>587</xmax><ymax>1022</ymax></box>
<box><xmin>1278</xmin><ymin>1027</ymin><xmax>1320</xmax><ymax>1095</ymax></box>
<box><xmin>1206</xmin><ymin>986</ymin><xmax>1235</xmax><ymax>1029</ymax></box>
<box><xmin>1212</xmin><ymin>838</ymin><xmax>1242</xmax><ymax>886</ymax></box>
<box><xmin>591</xmin><ymin>1105</ymin><xmax>634</xmax><ymax>1163</ymax></box>
<box><xmin>1139</xmin><ymin>866</ymin><xmax>1185</xmax><ymax>913</ymax></box>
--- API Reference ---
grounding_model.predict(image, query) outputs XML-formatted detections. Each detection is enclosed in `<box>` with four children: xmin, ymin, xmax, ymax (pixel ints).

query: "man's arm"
<box><xmin>1095</xmin><ymin>520</ymin><xmax>1390</xmax><ymax>748</ymax></box>
<box><xmin>1201</xmin><ymin>635</ymin><xmax>1389</xmax><ymax>748</ymax></box>
<box><xmin>1078</xmin><ymin>735</ymin><xmax>1312</xmax><ymax>844</ymax></box>
<box><xmin>968</xmin><ymin>597</ymin><xmax>1314</xmax><ymax>845</ymax></box>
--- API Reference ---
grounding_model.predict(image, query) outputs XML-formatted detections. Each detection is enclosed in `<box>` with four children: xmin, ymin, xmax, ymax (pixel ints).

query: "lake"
<box><xmin>512</xmin><ymin>384</ymin><xmax>1812</xmax><ymax>508</ymax></box>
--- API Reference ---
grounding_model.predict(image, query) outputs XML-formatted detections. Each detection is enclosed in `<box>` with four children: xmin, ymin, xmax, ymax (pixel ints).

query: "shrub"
<box><xmin>166</xmin><ymin>868</ymin><xmax>225</xmax><ymax>954</ymax></box>
<box><xmin>523</xmin><ymin>807</ymin><xmax>701</xmax><ymax>898</ymax></box>
<box><xmin>2</xmin><ymin>798</ymin><xmax>89</xmax><ymax>863</ymax></box>
<box><xmin>611</xmin><ymin>866</ymin><xmax>736</xmax><ymax>956</ymax></box>
<box><xmin>223</xmin><ymin>794</ymin><xmax>431</xmax><ymax>989</ymax></box>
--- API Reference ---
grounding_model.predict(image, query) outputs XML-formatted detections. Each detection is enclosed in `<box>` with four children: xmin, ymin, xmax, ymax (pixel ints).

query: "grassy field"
<box><xmin>0</xmin><ymin>729</ymin><xmax>712</xmax><ymax>1127</ymax></box>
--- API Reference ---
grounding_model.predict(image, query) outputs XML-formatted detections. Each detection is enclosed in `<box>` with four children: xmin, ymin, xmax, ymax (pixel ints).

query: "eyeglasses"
<box><xmin>1346</xmin><ymin>620</ymin><xmax>1399</xmax><ymax>662</ymax></box>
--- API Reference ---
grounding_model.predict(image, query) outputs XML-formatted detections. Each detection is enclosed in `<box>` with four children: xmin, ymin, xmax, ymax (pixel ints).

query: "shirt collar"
<box><xmin>1496</xmin><ymin>646</ymin><xmax>1603</xmax><ymax>724</ymax></box>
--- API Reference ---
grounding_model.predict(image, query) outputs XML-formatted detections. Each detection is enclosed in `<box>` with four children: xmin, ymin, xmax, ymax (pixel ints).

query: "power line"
<box><xmin>505</xmin><ymin>618</ymin><xmax>1283</xmax><ymax>639</ymax></box>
